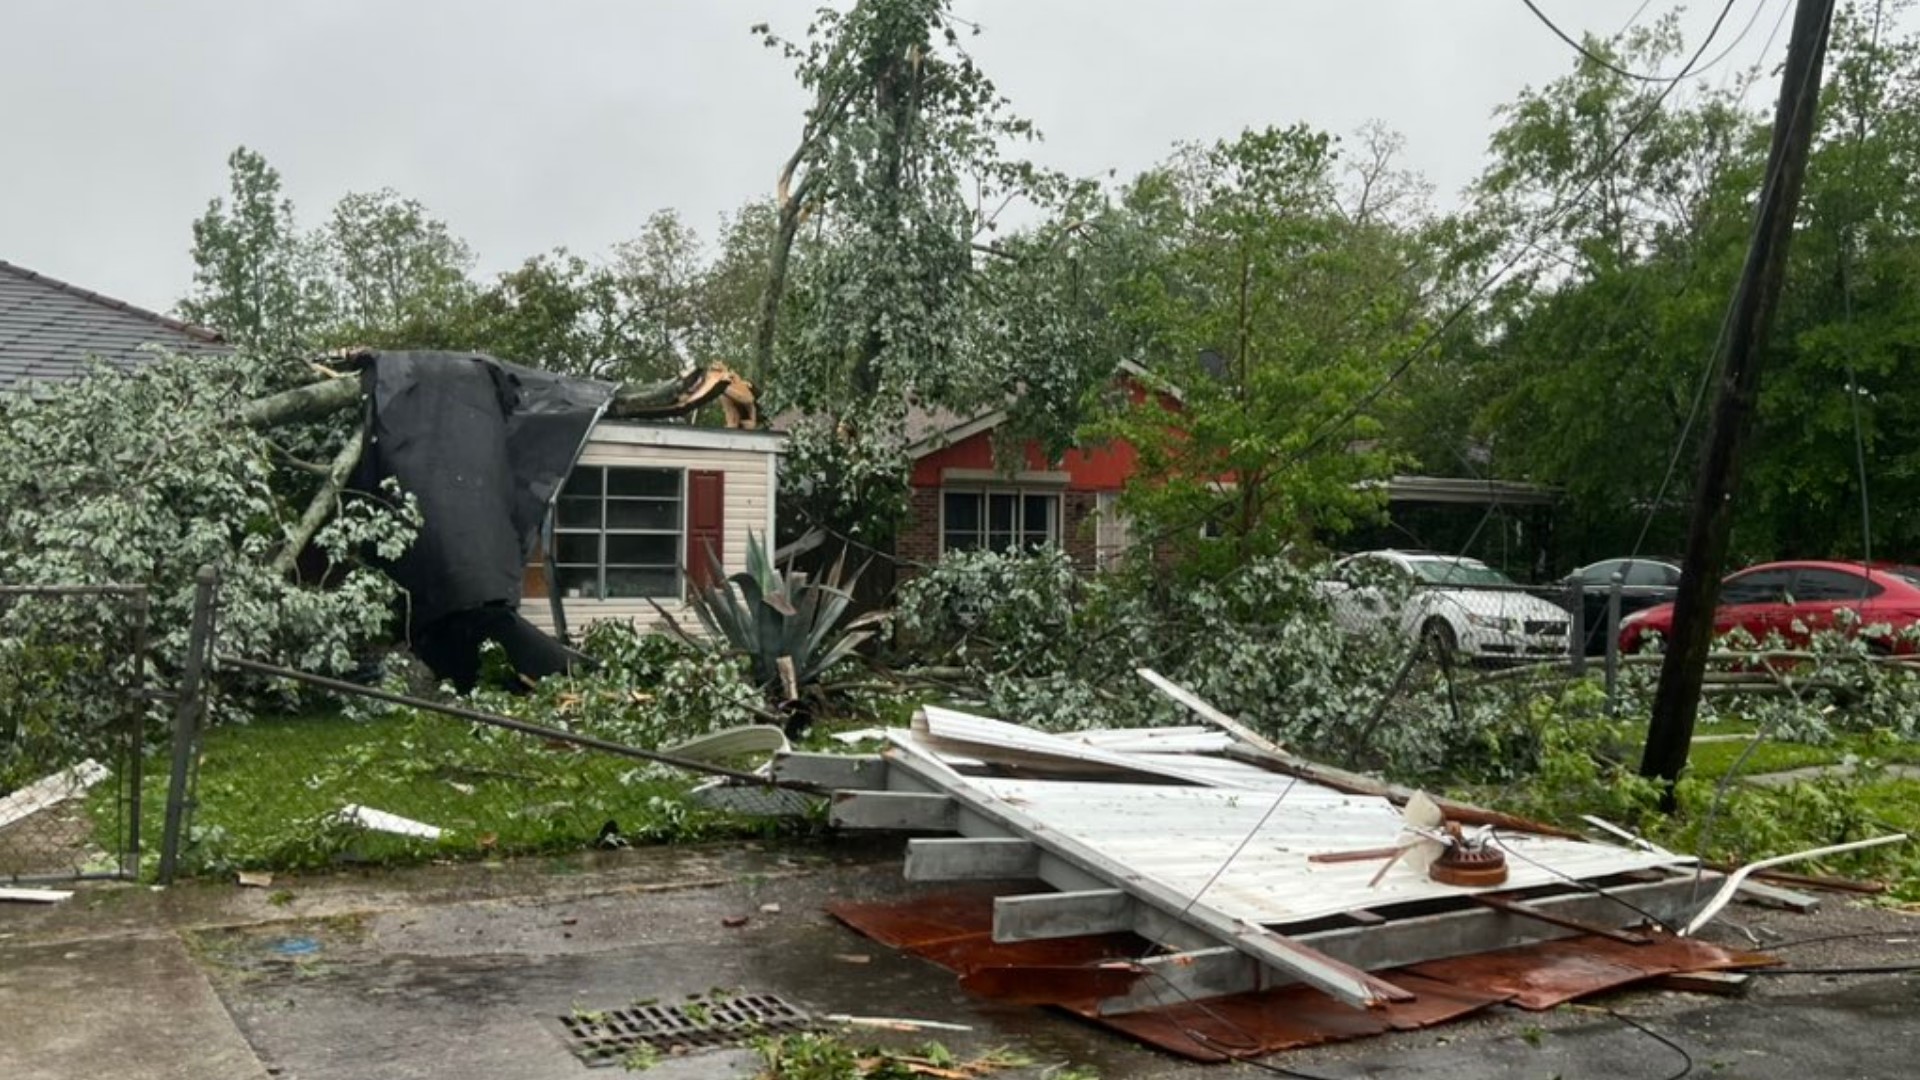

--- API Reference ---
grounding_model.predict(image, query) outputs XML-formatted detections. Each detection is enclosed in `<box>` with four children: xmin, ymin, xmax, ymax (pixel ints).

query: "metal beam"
<box><xmin>1095</xmin><ymin>875</ymin><xmax>1711</xmax><ymax>1015</ymax></box>
<box><xmin>903</xmin><ymin>837</ymin><xmax>1038</xmax><ymax>881</ymax></box>
<box><xmin>886</xmin><ymin>744</ymin><xmax>1410</xmax><ymax>1010</ymax></box>
<box><xmin>829</xmin><ymin>791</ymin><xmax>956</xmax><ymax>831</ymax></box>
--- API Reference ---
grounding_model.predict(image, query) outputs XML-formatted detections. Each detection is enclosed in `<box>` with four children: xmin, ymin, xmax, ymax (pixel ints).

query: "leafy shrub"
<box><xmin>894</xmin><ymin>549</ymin><xmax>1550</xmax><ymax>781</ymax></box>
<box><xmin>0</xmin><ymin>353</ymin><xmax>417</xmax><ymax>683</ymax></box>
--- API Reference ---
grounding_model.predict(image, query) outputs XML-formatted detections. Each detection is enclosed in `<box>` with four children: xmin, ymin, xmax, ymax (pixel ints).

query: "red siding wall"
<box><xmin>907</xmin><ymin>429</ymin><xmax>1140</xmax><ymax>492</ymax></box>
<box><xmin>901</xmin><ymin>429</ymin><xmax>1130</xmax><ymax>574</ymax></box>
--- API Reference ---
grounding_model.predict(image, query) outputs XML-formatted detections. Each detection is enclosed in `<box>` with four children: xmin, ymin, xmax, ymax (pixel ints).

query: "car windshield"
<box><xmin>1885</xmin><ymin>567</ymin><xmax>1920</xmax><ymax>590</ymax></box>
<box><xmin>1407</xmin><ymin>559</ymin><xmax>1514</xmax><ymax>587</ymax></box>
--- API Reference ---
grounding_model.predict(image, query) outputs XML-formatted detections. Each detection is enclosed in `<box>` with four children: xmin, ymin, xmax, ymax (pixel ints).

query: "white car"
<box><xmin>1319</xmin><ymin>550</ymin><xmax>1572</xmax><ymax>662</ymax></box>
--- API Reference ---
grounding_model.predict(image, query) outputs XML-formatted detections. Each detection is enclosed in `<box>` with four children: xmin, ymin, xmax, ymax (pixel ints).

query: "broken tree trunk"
<box><xmin>239</xmin><ymin>364</ymin><xmax>753</xmax><ymax>432</ymax></box>
<box><xmin>272</xmin><ymin>424</ymin><xmax>367</xmax><ymax>576</ymax></box>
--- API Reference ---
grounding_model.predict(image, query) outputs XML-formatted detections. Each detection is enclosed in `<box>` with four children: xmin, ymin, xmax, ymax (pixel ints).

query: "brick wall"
<box><xmin>896</xmin><ymin>485</ymin><xmax>1102</xmax><ymax>582</ymax></box>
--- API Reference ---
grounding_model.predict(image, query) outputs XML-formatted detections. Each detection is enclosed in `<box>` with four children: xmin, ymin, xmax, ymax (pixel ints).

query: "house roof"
<box><xmin>0</xmin><ymin>259</ymin><xmax>226</xmax><ymax>391</ymax></box>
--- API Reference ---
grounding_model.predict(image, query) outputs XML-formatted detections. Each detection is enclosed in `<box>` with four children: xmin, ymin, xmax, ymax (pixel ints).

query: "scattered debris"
<box><xmin>0</xmin><ymin>886</ymin><xmax>72</xmax><ymax>904</ymax></box>
<box><xmin>833</xmin><ymin>953</ymin><xmax>872</xmax><ymax>964</ymax></box>
<box><xmin>722</xmin><ymin>915</ymin><xmax>750</xmax><ymax>928</ymax></box>
<box><xmin>781</xmin><ymin>680</ymin><xmax>1802</xmax><ymax>1060</ymax></box>
<box><xmin>1682</xmin><ymin>834</ymin><xmax>1909</xmax><ymax>936</ymax></box>
<box><xmin>237</xmin><ymin>871</ymin><xmax>273</xmax><ymax>888</ymax></box>
<box><xmin>823</xmin><ymin>1014</ymin><xmax>975</xmax><ymax>1033</ymax></box>
<box><xmin>0</xmin><ymin>759</ymin><xmax>108</xmax><ymax>830</ymax></box>
<box><xmin>759</xmin><ymin>902</ymin><xmax>782</xmax><ymax>915</ymax></box>
<box><xmin>332</xmin><ymin>804</ymin><xmax>444</xmax><ymax>840</ymax></box>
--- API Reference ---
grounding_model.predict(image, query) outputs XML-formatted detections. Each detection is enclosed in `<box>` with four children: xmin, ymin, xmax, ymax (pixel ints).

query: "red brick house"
<box><xmin>895</xmin><ymin>364</ymin><xmax>1175</xmax><ymax>572</ymax></box>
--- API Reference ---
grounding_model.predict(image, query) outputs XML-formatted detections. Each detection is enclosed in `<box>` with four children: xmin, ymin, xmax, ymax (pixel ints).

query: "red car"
<box><xmin>1619</xmin><ymin>560</ymin><xmax>1920</xmax><ymax>654</ymax></box>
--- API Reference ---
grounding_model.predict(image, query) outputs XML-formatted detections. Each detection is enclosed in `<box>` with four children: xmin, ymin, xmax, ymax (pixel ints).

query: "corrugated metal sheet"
<box><xmin>955</xmin><ymin>776</ymin><xmax>1688</xmax><ymax>926</ymax></box>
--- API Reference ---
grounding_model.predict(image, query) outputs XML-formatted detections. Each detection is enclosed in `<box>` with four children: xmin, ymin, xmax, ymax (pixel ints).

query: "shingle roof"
<box><xmin>0</xmin><ymin>259</ymin><xmax>226</xmax><ymax>391</ymax></box>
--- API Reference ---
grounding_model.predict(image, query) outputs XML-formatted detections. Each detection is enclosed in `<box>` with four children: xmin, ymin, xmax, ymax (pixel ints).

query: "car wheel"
<box><xmin>1422</xmin><ymin>618</ymin><xmax>1458</xmax><ymax>663</ymax></box>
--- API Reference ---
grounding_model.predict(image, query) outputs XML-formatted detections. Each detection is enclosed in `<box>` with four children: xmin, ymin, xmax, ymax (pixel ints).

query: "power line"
<box><xmin>1284</xmin><ymin>0</ymin><xmax>1747</xmax><ymax>470</ymax></box>
<box><xmin>1520</xmin><ymin>0</ymin><xmax>1694</xmax><ymax>83</ymax></box>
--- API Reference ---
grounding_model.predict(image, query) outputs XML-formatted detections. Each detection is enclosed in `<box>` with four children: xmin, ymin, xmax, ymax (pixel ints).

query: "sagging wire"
<box><xmin>1488</xmin><ymin>828</ymin><xmax>1683</xmax><ymax>933</ymax></box>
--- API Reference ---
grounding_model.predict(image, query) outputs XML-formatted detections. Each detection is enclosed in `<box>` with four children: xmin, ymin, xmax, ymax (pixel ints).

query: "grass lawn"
<box><xmin>93</xmin><ymin>707</ymin><xmax>786</xmax><ymax>878</ymax></box>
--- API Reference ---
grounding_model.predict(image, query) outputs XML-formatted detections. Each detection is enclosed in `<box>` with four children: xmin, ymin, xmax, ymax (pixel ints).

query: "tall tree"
<box><xmin>179</xmin><ymin>147</ymin><xmax>332</xmax><ymax>358</ymax></box>
<box><xmin>322</xmin><ymin>188</ymin><xmax>477</xmax><ymax>348</ymax></box>
<box><xmin>751</xmin><ymin>0</ymin><xmax>1057</xmax><ymax>536</ymax></box>
<box><xmin>1098</xmin><ymin>126</ymin><xmax>1434</xmax><ymax>571</ymax></box>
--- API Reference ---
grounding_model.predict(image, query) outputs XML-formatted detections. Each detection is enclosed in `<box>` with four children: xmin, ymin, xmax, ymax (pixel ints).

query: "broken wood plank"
<box><xmin>903</xmin><ymin>837</ymin><xmax>1038</xmax><ymax>882</ymax></box>
<box><xmin>887</xmin><ymin>739</ymin><xmax>1410</xmax><ymax>1011</ymax></box>
<box><xmin>1656</xmin><ymin>970</ymin><xmax>1752</xmax><ymax>996</ymax></box>
<box><xmin>1471</xmin><ymin>894</ymin><xmax>1650</xmax><ymax>945</ymax></box>
<box><xmin>992</xmin><ymin>889</ymin><xmax>1132</xmax><ymax>943</ymax></box>
<box><xmin>771</xmin><ymin>752</ymin><xmax>888</xmax><ymax>791</ymax></box>
<box><xmin>829</xmin><ymin>791</ymin><xmax>957</xmax><ymax>832</ymax></box>
<box><xmin>1138</xmin><ymin>672</ymin><xmax>1580</xmax><ymax>838</ymax></box>
<box><xmin>1733</xmin><ymin>878</ymin><xmax>1821</xmax><ymax>913</ymax></box>
<box><xmin>1095</xmin><ymin>875</ymin><xmax>1709</xmax><ymax>1015</ymax></box>
<box><xmin>0</xmin><ymin>886</ymin><xmax>73</xmax><ymax>903</ymax></box>
<box><xmin>0</xmin><ymin>759</ymin><xmax>109</xmax><ymax>831</ymax></box>
<box><xmin>1135</xmin><ymin>668</ymin><xmax>1289</xmax><ymax>757</ymax></box>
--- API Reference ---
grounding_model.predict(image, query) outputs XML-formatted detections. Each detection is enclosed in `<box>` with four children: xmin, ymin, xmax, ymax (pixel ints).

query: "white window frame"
<box><xmin>549</xmin><ymin>465</ymin><xmax>686</xmax><ymax>600</ymax></box>
<box><xmin>938</xmin><ymin>487</ymin><xmax>1062</xmax><ymax>555</ymax></box>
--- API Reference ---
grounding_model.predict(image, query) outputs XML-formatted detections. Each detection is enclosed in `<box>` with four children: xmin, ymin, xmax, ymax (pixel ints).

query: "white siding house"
<box><xmin>523</xmin><ymin>421</ymin><xmax>784</xmax><ymax>638</ymax></box>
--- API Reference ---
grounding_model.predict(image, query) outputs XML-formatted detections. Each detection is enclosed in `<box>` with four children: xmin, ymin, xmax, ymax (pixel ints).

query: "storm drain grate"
<box><xmin>550</xmin><ymin>992</ymin><xmax>813</xmax><ymax>1066</ymax></box>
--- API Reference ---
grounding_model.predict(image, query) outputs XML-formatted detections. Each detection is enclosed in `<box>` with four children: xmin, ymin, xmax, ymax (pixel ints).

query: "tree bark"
<box><xmin>239</xmin><ymin>375</ymin><xmax>362</xmax><ymax>429</ymax></box>
<box><xmin>273</xmin><ymin>425</ymin><xmax>366</xmax><ymax>577</ymax></box>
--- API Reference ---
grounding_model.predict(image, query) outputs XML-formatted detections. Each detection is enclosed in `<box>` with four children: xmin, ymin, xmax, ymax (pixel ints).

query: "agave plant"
<box><xmin>650</xmin><ymin>531</ymin><xmax>885</xmax><ymax>714</ymax></box>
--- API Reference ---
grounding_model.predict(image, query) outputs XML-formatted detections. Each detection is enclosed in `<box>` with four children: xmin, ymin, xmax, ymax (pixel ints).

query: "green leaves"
<box><xmin>653</xmin><ymin>531</ymin><xmax>878</xmax><ymax>705</ymax></box>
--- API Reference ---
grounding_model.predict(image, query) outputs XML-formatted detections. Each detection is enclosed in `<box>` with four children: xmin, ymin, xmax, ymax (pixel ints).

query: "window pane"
<box><xmin>944</xmin><ymin>531</ymin><xmax>980</xmax><ymax>553</ymax></box>
<box><xmin>554</xmin><ymin>533</ymin><xmax>600</xmax><ymax>564</ymax></box>
<box><xmin>605</xmin><ymin>567</ymin><xmax>678</xmax><ymax>598</ymax></box>
<box><xmin>554</xmin><ymin>565</ymin><xmax>601</xmax><ymax>598</ymax></box>
<box><xmin>555</xmin><ymin>496</ymin><xmax>601</xmax><ymax>529</ymax></box>
<box><xmin>606</xmin><ymin>533</ymin><xmax>678</xmax><ymax>566</ymax></box>
<box><xmin>1023</xmin><ymin>494</ymin><xmax>1054</xmax><ymax>535</ymax></box>
<box><xmin>1793</xmin><ymin>569</ymin><xmax>1880</xmax><ymax>601</ymax></box>
<box><xmin>606</xmin><ymin>499</ymin><xmax>679</xmax><ymax>531</ymax></box>
<box><xmin>989</xmin><ymin>493</ymin><xmax>1016</xmax><ymax>531</ymax></box>
<box><xmin>1722</xmin><ymin>569</ymin><xmax>1791</xmax><ymax>605</ymax></box>
<box><xmin>561</xmin><ymin>467</ymin><xmax>603</xmax><ymax>499</ymax></box>
<box><xmin>943</xmin><ymin>492</ymin><xmax>980</xmax><ymax>532</ymax></box>
<box><xmin>606</xmin><ymin>468</ymin><xmax>680</xmax><ymax>498</ymax></box>
<box><xmin>987</xmin><ymin>531</ymin><xmax>1015</xmax><ymax>554</ymax></box>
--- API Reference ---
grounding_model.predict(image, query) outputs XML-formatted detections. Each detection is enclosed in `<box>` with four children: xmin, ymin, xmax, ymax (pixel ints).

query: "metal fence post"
<box><xmin>1604</xmin><ymin>571</ymin><xmax>1625</xmax><ymax>714</ymax></box>
<box><xmin>124</xmin><ymin>588</ymin><xmax>151</xmax><ymax>879</ymax></box>
<box><xmin>1567</xmin><ymin>580</ymin><xmax>1587</xmax><ymax>677</ymax></box>
<box><xmin>158</xmin><ymin>566</ymin><xmax>218</xmax><ymax>885</ymax></box>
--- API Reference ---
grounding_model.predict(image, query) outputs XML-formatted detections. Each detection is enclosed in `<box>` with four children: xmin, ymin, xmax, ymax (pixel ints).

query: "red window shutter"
<box><xmin>687</xmin><ymin>470</ymin><xmax>726</xmax><ymax>591</ymax></box>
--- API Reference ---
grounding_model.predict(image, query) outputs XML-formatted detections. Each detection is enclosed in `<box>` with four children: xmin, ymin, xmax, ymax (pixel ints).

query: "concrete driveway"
<box><xmin>4</xmin><ymin>838</ymin><xmax>1919</xmax><ymax>1079</ymax></box>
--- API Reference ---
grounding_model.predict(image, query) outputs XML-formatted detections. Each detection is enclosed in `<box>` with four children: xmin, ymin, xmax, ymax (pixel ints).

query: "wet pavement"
<box><xmin>4</xmin><ymin>837</ymin><xmax>1920</xmax><ymax>1079</ymax></box>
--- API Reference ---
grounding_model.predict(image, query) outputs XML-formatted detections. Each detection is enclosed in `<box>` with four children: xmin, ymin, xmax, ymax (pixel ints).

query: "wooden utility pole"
<box><xmin>1640</xmin><ymin>0</ymin><xmax>1837</xmax><ymax>792</ymax></box>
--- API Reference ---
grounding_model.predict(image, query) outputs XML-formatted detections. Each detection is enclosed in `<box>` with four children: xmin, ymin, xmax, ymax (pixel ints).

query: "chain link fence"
<box><xmin>0</xmin><ymin>584</ymin><xmax>153</xmax><ymax>883</ymax></box>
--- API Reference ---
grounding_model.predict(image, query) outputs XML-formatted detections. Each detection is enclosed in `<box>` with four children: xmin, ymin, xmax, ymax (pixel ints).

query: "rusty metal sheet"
<box><xmin>1089</xmin><ymin>974</ymin><xmax>1507</xmax><ymax>1062</ymax></box>
<box><xmin>828</xmin><ymin>892</ymin><xmax>1144</xmax><ymax>974</ymax></box>
<box><xmin>1404</xmin><ymin>932</ymin><xmax>1775</xmax><ymax>1010</ymax></box>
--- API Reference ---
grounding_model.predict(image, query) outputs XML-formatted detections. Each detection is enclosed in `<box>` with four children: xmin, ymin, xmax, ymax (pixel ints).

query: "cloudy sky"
<box><xmin>0</xmin><ymin>1</ymin><xmax>1865</xmax><ymax>314</ymax></box>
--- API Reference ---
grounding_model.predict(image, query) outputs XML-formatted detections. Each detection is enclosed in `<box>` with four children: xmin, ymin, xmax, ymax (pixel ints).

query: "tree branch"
<box><xmin>273</xmin><ymin>424</ymin><xmax>366</xmax><ymax>577</ymax></box>
<box><xmin>240</xmin><ymin>375</ymin><xmax>362</xmax><ymax>429</ymax></box>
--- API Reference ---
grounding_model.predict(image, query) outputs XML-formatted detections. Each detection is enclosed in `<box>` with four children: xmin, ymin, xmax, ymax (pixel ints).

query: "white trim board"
<box><xmin>590</xmin><ymin>421</ymin><xmax>788</xmax><ymax>455</ymax></box>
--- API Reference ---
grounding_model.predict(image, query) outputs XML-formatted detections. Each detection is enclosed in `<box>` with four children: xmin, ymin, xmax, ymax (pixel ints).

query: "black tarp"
<box><xmin>351</xmin><ymin>351</ymin><xmax>614</xmax><ymax>689</ymax></box>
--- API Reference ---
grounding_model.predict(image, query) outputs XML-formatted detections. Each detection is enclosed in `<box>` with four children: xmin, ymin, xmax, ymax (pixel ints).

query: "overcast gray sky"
<box><xmin>0</xmin><ymin>1</ymin><xmax>1867</xmax><ymax>314</ymax></box>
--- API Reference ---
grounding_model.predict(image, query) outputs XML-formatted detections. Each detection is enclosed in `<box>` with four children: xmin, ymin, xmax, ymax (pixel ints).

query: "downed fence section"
<box><xmin>0</xmin><ymin>584</ymin><xmax>152</xmax><ymax>883</ymax></box>
<box><xmin>771</xmin><ymin>675</ymin><xmax>1781</xmax><ymax>1060</ymax></box>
